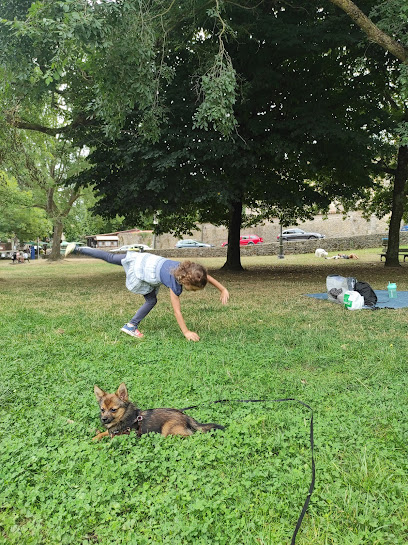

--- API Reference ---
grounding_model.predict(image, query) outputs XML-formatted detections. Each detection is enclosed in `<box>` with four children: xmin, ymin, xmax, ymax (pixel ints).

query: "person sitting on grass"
<box><xmin>64</xmin><ymin>243</ymin><xmax>229</xmax><ymax>341</ymax></box>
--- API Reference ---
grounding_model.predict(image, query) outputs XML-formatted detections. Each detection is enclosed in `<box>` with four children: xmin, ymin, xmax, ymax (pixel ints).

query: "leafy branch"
<box><xmin>193</xmin><ymin>1</ymin><xmax>238</xmax><ymax>136</ymax></box>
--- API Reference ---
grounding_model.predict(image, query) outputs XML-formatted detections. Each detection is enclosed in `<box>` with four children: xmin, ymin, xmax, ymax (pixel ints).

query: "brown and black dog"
<box><xmin>93</xmin><ymin>383</ymin><xmax>224</xmax><ymax>441</ymax></box>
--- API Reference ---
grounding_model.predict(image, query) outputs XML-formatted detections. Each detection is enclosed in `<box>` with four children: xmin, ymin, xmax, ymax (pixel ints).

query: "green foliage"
<box><xmin>0</xmin><ymin>172</ymin><xmax>51</xmax><ymax>239</ymax></box>
<box><xmin>0</xmin><ymin>255</ymin><xmax>408</xmax><ymax>544</ymax></box>
<box><xmin>89</xmin><ymin>0</ymin><xmax>169</xmax><ymax>140</ymax></box>
<box><xmin>0</xmin><ymin>0</ymin><xmax>406</xmax><ymax>264</ymax></box>
<box><xmin>76</xmin><ymin>1</ymin><xmax>392</xmax><ymax>248</ymax></box>
<box><xmin>63</xmin><ymin>187</ymin><xmax>128</xmax><ymax>241</ymax></box>
<box><xmin>0</xmin><ymin>104</ymin><xmax>90</xmax><ymax>254</ymax></box>
<box><xmin>368</xmin><ymin>0</ymin><xmax>408</xmax><ymax>142</ymax></box>
<box><xmin>0</xmin><ymin>0</ymin><xmax>234</xmax><ymax>140</ymax></box>
<box><xmin>370</xmin><ymin>0</ymin><xmax>408</xmax><ymax>49</ymax></box>
<box><xmin>193</xmin><ymin>50</ymin><xmax>237</xmax><ymax>136</ymax></box>
<box><xmin>192</xmin><ymin>1</ymin><xmax>238</xmax><ymax>136</ymax></box>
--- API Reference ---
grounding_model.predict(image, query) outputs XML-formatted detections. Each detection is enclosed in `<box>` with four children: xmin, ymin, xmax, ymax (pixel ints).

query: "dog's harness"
<box><xmin>109</xmin><ymin>415</ymin><xmax>144</xmax><ymax>438</ymax></box>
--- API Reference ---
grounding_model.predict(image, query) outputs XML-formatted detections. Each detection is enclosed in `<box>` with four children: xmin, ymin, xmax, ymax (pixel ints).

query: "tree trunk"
<box><xmin>385</xmin><ymin>145</ymin><xmax>408</xmax><ymax>267</ymax></box>
<box><xmin>221</xmin><ymin>200</ymin><xmax>243</xmax><ymax>271</ymax></box>
<box><xmin>49</xmin><ymin>220</ymin><xmax>64</xmax><ymax>260</ymax></box>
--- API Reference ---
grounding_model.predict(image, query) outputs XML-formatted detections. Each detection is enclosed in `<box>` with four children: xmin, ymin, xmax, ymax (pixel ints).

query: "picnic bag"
<box><xmin>354</xmin><ymin>281</ymin><xmax>377</xmax><ymax>307</ymax></box>
<box><xmin>326</xmin><ymin>275</ymin><xmax>356</xmax><ymax>303</ymax></box>
<box><xmin>343</xmin><ymin>290</ymin><xmax>364</xmax><ymax>310</ymax></box>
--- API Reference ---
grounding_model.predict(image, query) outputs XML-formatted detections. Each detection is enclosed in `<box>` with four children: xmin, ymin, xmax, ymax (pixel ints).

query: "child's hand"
<box><xmin>220</xmin><ymin>288</ymin><xmax>229</xmax><ymax>305</ymax></box>
<box><xmin>184</xmin><ymin>330</ymin><xmax>200</xmax><ymax>342</ymax></box>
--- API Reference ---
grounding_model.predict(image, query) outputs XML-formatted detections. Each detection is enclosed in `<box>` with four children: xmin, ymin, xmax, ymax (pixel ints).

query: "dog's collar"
<box><xmin>109</xmin><ymin>415</ymin><xmax>143</xmax><ymax>438</ymax></box>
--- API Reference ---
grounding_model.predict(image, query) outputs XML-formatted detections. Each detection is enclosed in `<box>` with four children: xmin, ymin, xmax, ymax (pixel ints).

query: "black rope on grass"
<box><xmin>180</xmin><ymin>398</ymin><xmax>315</xmax><ymax>545</ymax></box>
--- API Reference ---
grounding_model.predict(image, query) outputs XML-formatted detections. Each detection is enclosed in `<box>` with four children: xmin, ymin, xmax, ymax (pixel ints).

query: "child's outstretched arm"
<box><xmin>169</xmin><ymin>290</ymin><xmax>200</xmax><ymax>342</ymax></box>
<box><xmin>207</xmin><ymin>275</ymin><xmax>230</xmax><ymax>304</ymax></box>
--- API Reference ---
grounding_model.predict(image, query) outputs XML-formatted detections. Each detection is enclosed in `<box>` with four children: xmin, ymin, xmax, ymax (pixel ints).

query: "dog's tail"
<box><xmin>190</xmin><ymin>420</ymin><xmax>225</xmax><ymax>433</ymax></box>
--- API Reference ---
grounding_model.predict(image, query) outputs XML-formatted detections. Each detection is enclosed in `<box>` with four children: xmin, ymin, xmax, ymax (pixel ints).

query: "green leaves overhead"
<box><xmin>0</xmin><ymin>0</ymin><xmax>240</xmax><ymax>139</ymax></box>
<box><xmin>73</xmin><ymin>1</ymin><xmax>394</xmax><ymax>243</ymax></box>
<box><xmin>193</xmin><ymin>50</ymin><xmax>237</xmax><ymax>136</ymax></box>
<box><xmin>1</xmin><ymin>0</ymin><xmax>406</xmax><ymax>267</ymax></box>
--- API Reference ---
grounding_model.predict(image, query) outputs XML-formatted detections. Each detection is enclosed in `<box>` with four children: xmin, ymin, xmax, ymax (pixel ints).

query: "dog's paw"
<box><xmin>92</xmin><ymin>430</ymin><xmax>108</xmax><ymax>441</ymax></box>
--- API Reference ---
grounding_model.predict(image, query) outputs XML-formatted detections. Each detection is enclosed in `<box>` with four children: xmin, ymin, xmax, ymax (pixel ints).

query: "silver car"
<box><xmin>277</xmin><ymin>229</ymin><xmax>325</xmax><ymax>241</ymax></box>
<box><xmin>175</xmin><ymin>239</ymin><xmax>214</xmax><ymax>248</ymax></box>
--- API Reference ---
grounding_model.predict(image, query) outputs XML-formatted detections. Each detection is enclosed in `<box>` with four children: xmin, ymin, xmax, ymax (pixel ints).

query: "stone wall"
<box><xmin>133</xmin><ymin>211</ymin><xmax>392</xmax><ymax>250</ymax></box>
<box><xmin>143</xmin><ymin>232</ymin><xmax>408</xmax><ymax>259</ymax></box>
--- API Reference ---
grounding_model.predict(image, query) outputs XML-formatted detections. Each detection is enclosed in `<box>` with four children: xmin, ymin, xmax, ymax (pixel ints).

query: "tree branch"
<box><xmin>328</xmin><ymin>0</ymin><xmax>408</xmax><ymax>63</ymax></box>
<box><xmin>61</xmin><ymin>188</ymin><xmax>81</xmax><ymax>217</ymax></box>
<box><xmin>372</xmin><ymin>159</ymin><xmax>396</xmax><ymax>176</ymax></box>
<box><xmin>7</xmin><ymin>114</ymin><xmax>93</xmax><ymax>136</ymax></box>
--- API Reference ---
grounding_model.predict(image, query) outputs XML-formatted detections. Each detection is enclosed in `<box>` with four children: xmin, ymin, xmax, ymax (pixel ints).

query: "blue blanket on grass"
<box><xmin>306</xmin><ymin>290</ymin><xmax>408</xmax><ymax>309</ymax></box>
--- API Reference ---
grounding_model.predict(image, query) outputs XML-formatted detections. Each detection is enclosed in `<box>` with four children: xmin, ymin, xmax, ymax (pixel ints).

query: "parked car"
<box><xmin>111</xmin><ymin>245</ymin><xmax>130</xmax><ymax>253</ymax></box>
<box><xmin>221</xmin><ymin>235</ymin><xmax>264</xmax><ymax>247</ymax></box>
<box><xmin>401</xmin><ymin>225</ymin><xmax>408</xmax><ymax>231</ymax></box>
<box><xmin>175</xmin><ymin>239</ymin><xmax>214</xmax><ymax>248</ymax></box>
<box><xmin>132</xmin><ymin>244</ymin><xmax>152</xmax><ymax>251</ymax></box>
<box><xmin>277</xmin><ymin>229</ymin><xmax>325</xmax><ymax>241</ymax></box>
<box><xmin>111</xmin><ymin>244</ymin><xmax>151</xmax><ymax>253</ymax></box>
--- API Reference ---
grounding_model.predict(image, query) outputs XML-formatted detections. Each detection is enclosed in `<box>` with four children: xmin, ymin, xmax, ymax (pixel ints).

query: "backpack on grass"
<box><xmin>354</xmin><ymin>281</ymin><xmax>377</xmax><ymax>307</ymax></box>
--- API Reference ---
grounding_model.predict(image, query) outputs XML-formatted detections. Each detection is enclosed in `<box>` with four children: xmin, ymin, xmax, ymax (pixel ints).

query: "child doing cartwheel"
<box><xmin>65</xmin><ymin>244</ymin><xmax>229</xmax><ymax>341</ymax></box>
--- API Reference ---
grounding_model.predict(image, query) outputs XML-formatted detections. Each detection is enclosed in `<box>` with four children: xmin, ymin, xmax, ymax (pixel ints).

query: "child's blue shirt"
<box><xmin>159</xmin><ymin>259</ymin><xmax>183</xmax><ymax>295</ymax></box>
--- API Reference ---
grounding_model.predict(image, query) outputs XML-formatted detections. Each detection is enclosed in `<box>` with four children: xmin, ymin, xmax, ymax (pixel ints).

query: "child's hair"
<box><xmin>173</xmin><ymin>261</ymin><xmax>208</xmax><ymax>288</ymax></box>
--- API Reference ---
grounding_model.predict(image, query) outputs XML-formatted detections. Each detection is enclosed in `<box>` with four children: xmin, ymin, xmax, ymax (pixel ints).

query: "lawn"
<box><xmin>0</xmin><ymin>250</ymin><xmax>407</xmax><ymax>545</ymax></box>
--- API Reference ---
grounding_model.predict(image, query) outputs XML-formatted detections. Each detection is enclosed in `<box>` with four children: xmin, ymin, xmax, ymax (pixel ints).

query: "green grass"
<box><xmin>0</xmin><ymin>250</ymin><xmax>407</xmax><ymax>544</ymax></box>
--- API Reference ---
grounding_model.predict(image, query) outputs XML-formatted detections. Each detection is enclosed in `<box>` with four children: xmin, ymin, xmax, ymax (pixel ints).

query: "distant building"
<box><xmin>85</xmin><ymin>229</ymin><xmax>153</xmax><ymax>249</ymax></box>
<box><xmin>85</xmin><ymin>235</ymin><xmax>119</xmax><ymax>248</ymax></box>
<box><xmin>0</xmin><ymin>241</ymin><xmax>13</xmax><ymax>259</ymax></box>
<box><xmin>0</xmin><ymin>242</ymin><xmax>12</xmax><ymax>252</ymax></box>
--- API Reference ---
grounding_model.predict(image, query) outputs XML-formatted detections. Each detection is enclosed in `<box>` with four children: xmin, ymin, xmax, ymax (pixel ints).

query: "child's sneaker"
<box><xmin>64</xmin><ymin>242</ymin><xmax>77</xmax><ymax>257</ymax></box>
<box><xmin>121</xmin><ymin>324</ymin><xmax>144</xmax><ymax>338</ymax></box>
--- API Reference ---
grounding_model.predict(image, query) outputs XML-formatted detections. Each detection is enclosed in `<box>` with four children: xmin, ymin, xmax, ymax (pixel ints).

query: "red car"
<box><xmin>222</xmin><ymin>235</ymin><xmax>264</xmax><ymax>247</ymax></box>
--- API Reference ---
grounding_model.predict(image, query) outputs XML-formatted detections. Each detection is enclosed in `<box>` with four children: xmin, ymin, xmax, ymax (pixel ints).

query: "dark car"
<box><xmin>277</xmin><ymin>228</ymin><xmax>325</xmax><ymax>241</ymax></box>
<box><xmin>175</xmin><ymin>239</ymin><xmax>214</xmax><ymax>248</ymax></box>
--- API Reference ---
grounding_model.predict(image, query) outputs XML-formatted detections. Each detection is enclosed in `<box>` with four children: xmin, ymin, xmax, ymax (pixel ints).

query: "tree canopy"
<box><xmin>73</xmin><ymin>0</ymin><xmax>395</xmax><ymax>268</ymax></box>
<box><xmin>327</xmin><ymin>0</ymin><xmax>408</xmax><ymax>266</ymax></box>
<box><xmin>1</xmin><ymin>0</ymin><xmax>408</xmax><ymax>267</ymax></box>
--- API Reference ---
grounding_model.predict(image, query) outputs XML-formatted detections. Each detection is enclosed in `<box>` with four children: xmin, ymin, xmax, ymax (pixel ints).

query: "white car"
<box><xmin>134</xmin><ymin>244</ymin><xmax>152</xmax><ymax>251</ymax></box>
<box><xmin>111</xmin><ymin>244</ymin><xmax>152</xmax><ymax>253</ymax></box>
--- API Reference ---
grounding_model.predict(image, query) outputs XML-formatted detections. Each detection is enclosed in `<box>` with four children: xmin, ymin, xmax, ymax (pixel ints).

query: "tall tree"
<box><xmin>75</xmin><ymin>1</ymin><xmax>392</xmax><ymax>269</ymax></box>
<box><xmin>0</xmin><ymin>117</ymin><xmax>87</xmax><ymax>259</ymax></box>
<box><xmin>327</xmin><ymin>0</ymin><xmax>408</xmax><ymax>266</ymax></box>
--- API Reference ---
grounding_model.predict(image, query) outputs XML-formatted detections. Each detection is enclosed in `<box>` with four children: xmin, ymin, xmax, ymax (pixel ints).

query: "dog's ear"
<box><xmin>94</xmin><ymin>385</ymin><xmax>106</xmax><ymax>402</ymax></box>
<box><xmin>116</xmin><ymin>383</ymin><xmax>128</xmax><ymax>402</ymax></box>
